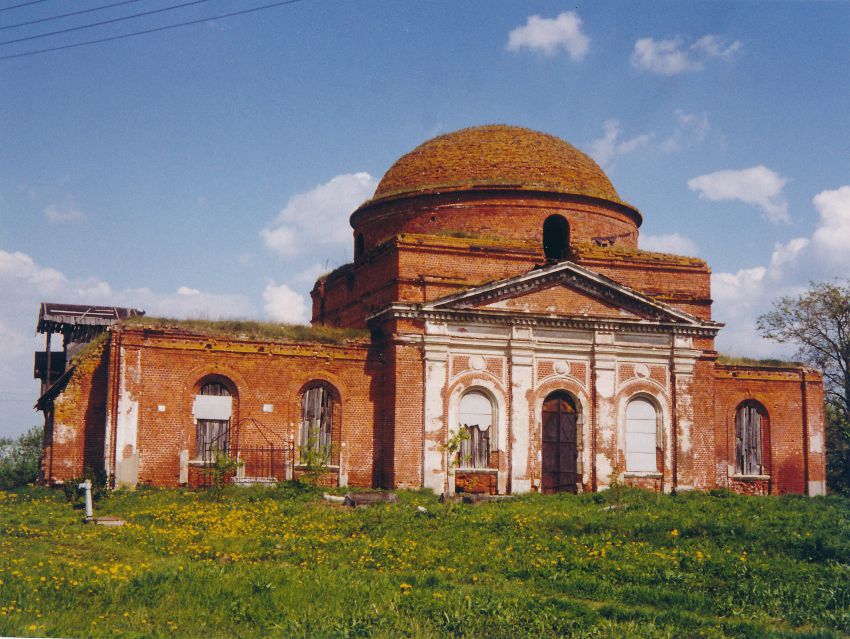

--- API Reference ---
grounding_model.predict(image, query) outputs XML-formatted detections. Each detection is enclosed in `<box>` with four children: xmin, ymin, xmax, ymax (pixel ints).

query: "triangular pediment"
<box><xmin>423</xmin><ymin>261</ymin><xmax>706</xmax><ymax>325</ymax></box>
<box><xmin>468</xmin><ymin>280</ymin><xmax>644</xmax><ymax>320</ymax></box>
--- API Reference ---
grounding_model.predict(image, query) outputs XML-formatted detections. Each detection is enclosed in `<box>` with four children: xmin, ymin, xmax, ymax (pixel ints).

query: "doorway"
<box><xmin>541</xmin><ymin>391</ymin><xmax>578</xmax><ymax>493</ymax></box>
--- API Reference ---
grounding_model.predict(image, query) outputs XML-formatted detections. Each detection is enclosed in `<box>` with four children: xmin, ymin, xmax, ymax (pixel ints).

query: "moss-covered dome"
<box><xmin>370</xmin><ymin>124</ymin><xmax>635</xmax><ymax>213</ymax></box>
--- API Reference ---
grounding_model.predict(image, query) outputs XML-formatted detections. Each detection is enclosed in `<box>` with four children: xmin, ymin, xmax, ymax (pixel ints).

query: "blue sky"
<box><xmin>2</xmin><ymin>1</ymin><xmax>849</xmax><ymax>436</ymax></box>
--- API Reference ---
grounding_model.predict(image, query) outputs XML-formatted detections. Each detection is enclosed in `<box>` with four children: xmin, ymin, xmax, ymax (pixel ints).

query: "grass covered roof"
<box><xmin>369</xmin><ymin>125</ymin><xmax>639</xmax><ymax>217</ymax></box>
<box><xmin>121</xmin><ymin>316</ymin><xmax>369</xmax><ymax>345</ymax></box>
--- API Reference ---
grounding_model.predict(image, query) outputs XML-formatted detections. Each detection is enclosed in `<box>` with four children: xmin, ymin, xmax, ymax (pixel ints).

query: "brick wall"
<box><xmin>41</xmin><ymin>342</ymin><xmax>110</xmax><ymax>484</ymax></box>
<box><xmin>576</xmin><ymin>249</ymin><xmax>712</xmax><ymax>320</ymax></box>
<box><xmin>350</xmin><ymin>191</ymin><xmax>640</xmax><ymax>255</ymax></box>
<box><xmin>45</xmin><ymin>327</ymin><xmax>385</xmax><ymax>488</ymax></box>
<box><xmin>315</xmin><ymin>231</ymin><xmax>713</xmax><ymax>330</ymax></box>
<box><xmin>380</xmin><ymin>323</ymin><xmax>424</xmax><ymax>489</ymax></box>
<box><xmin>714</xmin><ymin>365</ymin><xmax>824</xmax><ymax>495</ymax></box>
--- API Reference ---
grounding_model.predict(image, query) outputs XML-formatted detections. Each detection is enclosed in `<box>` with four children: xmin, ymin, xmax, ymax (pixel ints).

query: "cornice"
<box><xmin>370</xmin><ymin>303</ymin><xmax>721</xmax><ymax>338</ymax></box>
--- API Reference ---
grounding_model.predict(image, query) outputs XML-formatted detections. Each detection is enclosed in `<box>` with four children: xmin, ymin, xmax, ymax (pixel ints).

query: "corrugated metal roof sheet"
<box><xmin>36</xmin><ymin>302</ymin><xmax>145</xmax><ymax>341</ymax></box>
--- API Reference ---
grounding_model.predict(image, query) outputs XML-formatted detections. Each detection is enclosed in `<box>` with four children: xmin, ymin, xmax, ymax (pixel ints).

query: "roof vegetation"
<box><xmin>369</xmin><ymin>125</ymin><xmax>637</xmax><ymax>214</ymax></box>
<box><xmin>120</xmin><ymin>316</ymin><xmax>369</xmax><ymax>345</ymax></box>
<box><xmin>572</xmin><ymin>242</ymin><xmax>706</xmax><ymax>267</ymax></box>
<box><xmin>717</xmin><ymin>354</ymin><xmax>803</xmax><ymax>368</ymax></box>
<box><xmin>69</xmin><ymin>331</ymin><xmax>108</xmax><ymax>366</ymax></box>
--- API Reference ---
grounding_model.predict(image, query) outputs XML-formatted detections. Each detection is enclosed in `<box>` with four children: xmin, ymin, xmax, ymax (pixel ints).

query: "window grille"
<box><xmin>195</xmin><ymin>381</ymin><xmax>232</xmax><ymax>461</ymax></box>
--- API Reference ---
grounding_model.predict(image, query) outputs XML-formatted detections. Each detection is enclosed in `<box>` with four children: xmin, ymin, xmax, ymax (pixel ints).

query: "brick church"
<box><xmin>37</xmin><ymin>125</ymin><xmax>827</xmax><ymax>496</ymax></box>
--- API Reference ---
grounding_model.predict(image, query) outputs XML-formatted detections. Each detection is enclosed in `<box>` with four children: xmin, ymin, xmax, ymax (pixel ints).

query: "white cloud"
<box><xmin>263</xmin><ymin>282</ymin><xmax>310</xmax><ymax>324</ymax></box>
<box><xmin>661</xmin><ymin>110</ymin><xmax>709</xmax><ymax>152</ymax></box>
<box><xmin>177</xmin><ymin>286</ymin><xmax>201</xmax><ymax>296</ymax></box>
<box><xmin>0</xmin><ymin>250</ymin><xmax>66</xmax><ymax>292</ymax></box>
<box><xmin>75</xmin><ymin>280</ymin><xmax>112</xmax><ymax>299</ymax></box>
<box><xmin>261</xmin><ymin>172</ymin><xmax>377</xmax><ymax>260</ymax></box>
<box><xmin>769</xmin><ymin>237</ymin><xmax>810</xmax><ymax>270</ymax></box>
<box><xmin>290</xmin><ymin>263</ymin><xmax>328</xmax><ymax>288</ymax></box>
<box><xmin>261</xmin><ymin>226</ymin><xmax>299</xmax><ymax>258</ymax></box>
<box><xmin>506</xmin><ymin>12</ymin><xmax>590</xmax><ymax>60</ymax></box>
<box><xmin>640</xmin><ymin>233</ymin><xmax>699</xmax><ymax>256</ymax></box>
<box><xmin>0</xmin><ymin>250</ymin><xmax>83</xmax><ymax>437</ymax></box>
<box><xmin>632</xmin><ymin>37</ymin><xmax>694</xmax><ymax>75</ymax></box>
<box><xmin>44</xmin><ymin>197</ymin><xmax>86</xmax><ymax>223</ymax></box>
<box><xmin>811</xmin><ymin>185</ymin><xmax>850</xmax><ymax>254</ymax></box>
<box><xmin>587</xmin><ymin>111</ymin><xmax>710</xmax><ymax>168</ymax></box>
<box><xmin>712</xmin><ymin>185</ymin><xmax>850</xmax><ymax>357</ymax></box>
<box><xmin>692</xmin><ymin>34</ymin><xmax>743</xmax><ymax>60</ymax></box>
<box><xmin>111</xmin><ymin>287</ymin><xmax>253</xmax><ymax>319</ymax></box>
<box><xmin>688</xmin><ymin>166</ymin><xmax>790</xmax><ymax>223</ymax></box>
<box><xmin>631</xmin><ymin>34</ymin><xmax>742</xmax><ymax>76</ymax></box>
<box><xmin>586</xmin><ymin>119</ymin><xmax>653</xmax><ymax>168</ymax></box>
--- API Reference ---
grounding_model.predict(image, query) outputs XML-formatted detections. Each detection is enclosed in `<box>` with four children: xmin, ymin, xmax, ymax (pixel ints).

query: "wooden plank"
<box><xmin>343</xmin><ymin>491</ymin><xmax>398</xmax><ymax>507</ymax></box>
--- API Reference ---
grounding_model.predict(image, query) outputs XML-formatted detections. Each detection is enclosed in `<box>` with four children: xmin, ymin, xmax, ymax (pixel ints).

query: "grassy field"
<box><xmin>1</xmin><ymin>485</ymin><xmax>849</xmax><ymax>639</ymax></box>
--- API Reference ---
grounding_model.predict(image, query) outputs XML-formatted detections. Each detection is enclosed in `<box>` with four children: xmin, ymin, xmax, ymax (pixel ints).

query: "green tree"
<box><xmin>439</xmin><ymin>427</ymin><xmax>470</xmax><ymax>499</ymax></box>
<box><xmin>0</xmin><ymin>425</ymin><xmax>43</xmax><ymax>490</ymax></box>
<box><xmin>757</xmin><ymin>280</ymin><xmax>850</xmax><ymax>494</ymax></box>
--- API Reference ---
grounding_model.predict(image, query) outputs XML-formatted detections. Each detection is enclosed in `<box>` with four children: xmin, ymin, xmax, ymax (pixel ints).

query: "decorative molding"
<box><xmin>371</xmin><ymin>303</ymin><xmax>721</xmax><ymax>338</ymax></box>
<box><xmin>418</xmin><ymin>259</ymin><xmax>718</xmax><ymax>327</ymax></box>
<box><xmin>536</xmin><ymin>358</ymin><xmax>588</xmax><ymax>390</ymax></box>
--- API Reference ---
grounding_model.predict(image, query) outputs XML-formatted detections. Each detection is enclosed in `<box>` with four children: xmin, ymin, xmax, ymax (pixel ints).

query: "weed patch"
<box><xmin>0</xmin><ymin>487</ymin><xmax>848</xmax><ymax>637</ymax></box>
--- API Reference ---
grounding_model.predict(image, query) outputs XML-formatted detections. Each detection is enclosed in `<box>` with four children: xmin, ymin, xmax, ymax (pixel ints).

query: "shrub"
<box><xmin>0</xmin><ymin>425</ymin><xmax>42</xmax><ymax>490</ymax></box>
<box><xmin>203</xmin><ymin>451</ymin><xmax>244</xmax><ymax>500</ymax></box>
<box><xmin>297</xmin><ymin>431</ymin><xmax>334</xmax><ymax>486</ymax></box>
<box><xmin>61</xmin><ymin>466</ymin><xmax>110</xmax><ymax>503</ymax></box>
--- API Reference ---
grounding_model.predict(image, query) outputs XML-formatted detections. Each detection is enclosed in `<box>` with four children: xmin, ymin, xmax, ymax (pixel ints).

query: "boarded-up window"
<box><xmin>458</xmin><ymin>391</ymin><xmax>493</xmax><ymax>469</ymax></box>
<box><xmin>736</xmin><ymin>402</ymin><xmax>765</xmax><ymax>475</ymax></box>
<box><xmin>625</xmin><ymin>398</ymin><xmax>659</xmax><ymax>472</ymax></box>
<box><xmin>301</xmin><ymin>385</ymin><xmax>334</xmax><ymax>464</ymax></box>
<box><xmin>194</xmin><ymin>380</ymin><xmax>232</xmax><ymax>460</ymax></box>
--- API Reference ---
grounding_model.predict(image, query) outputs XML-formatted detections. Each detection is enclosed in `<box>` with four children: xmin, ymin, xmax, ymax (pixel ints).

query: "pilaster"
<box><xmin>422</xmin><ymin>333</ymin><xmax>450</xmax><ymax>494</ymax></box>
<box><xmin>592</xmin><ymin>331</ymin><xmax>617</xmax><ymax>489</ymax></box>
<box><xmin>509</xmin><ymin>326</ymin><xmax>534</xmax><ymax>493</ymax></box>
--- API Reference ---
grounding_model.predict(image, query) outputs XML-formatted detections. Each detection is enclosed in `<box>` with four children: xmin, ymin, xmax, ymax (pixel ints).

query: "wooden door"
<box><xmin>542</xmin><ymin>392</ymin><xmax>578</xmax><ymax>494</ymax></box>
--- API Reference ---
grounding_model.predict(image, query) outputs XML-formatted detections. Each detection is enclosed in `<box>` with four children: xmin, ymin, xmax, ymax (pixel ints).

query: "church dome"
<box><xmin>371</xmin><ymin>124</ymin><xmax>636</xmax><ymax>213</ymax></box>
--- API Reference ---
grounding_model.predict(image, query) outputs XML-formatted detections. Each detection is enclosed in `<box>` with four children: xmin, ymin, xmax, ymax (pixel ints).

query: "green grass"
<box><xmin>121</xmin><ymin>316</ymin><xmax>369</xmax><ymax>345</ymax></box>
<box><xmin>716</xmin><ymin>354</ymin><xmax>804</xmax><ymax>368</ymax></box>
<box><xmin>1</xmin><ymin>486</ymin><xmax>849</xmax><ymax>638</ymax></box>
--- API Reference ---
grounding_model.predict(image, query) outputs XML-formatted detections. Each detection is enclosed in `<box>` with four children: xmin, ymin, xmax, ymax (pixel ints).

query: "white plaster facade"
<box><xmin>390</xmin><ymin>260</ymin><xmax>713</xmax><ymax>495</ymax></box>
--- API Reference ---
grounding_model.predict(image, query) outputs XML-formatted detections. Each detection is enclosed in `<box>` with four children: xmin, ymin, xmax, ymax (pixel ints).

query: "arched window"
<box><xmin>458</xmin><ymin>390</ymin><xmax>493</xmax><ymax>469</ymax></box>
<box><xmin>354</xmin><ymin>233</ymin><xmax>365</xmax><ymax>261</ymax></box>
<box><xmin>543</xmin><ymin>214</ymin><xmax>570</xmax><ymax>261</ymax></box>
<box><xmin>736</xmin><ymin>401</ymin><xmax>767</xmax><ymax>475</ymax></box>
<box><xmin>625</xmin><ymin>397</ymin><xmax>660</xmax><ymax>472</ymax></box>
<box><xmin>301</xmin><ymin>384</ymin><xmax>335</xmax><ymax>463</ymax></box>
<box><xmin>193</xmin><ymin>379</ymin><xmax>233</xmax><ymax>461</ymax></box>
